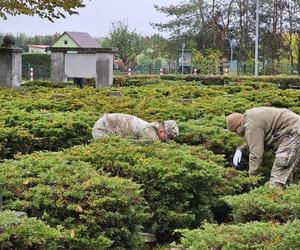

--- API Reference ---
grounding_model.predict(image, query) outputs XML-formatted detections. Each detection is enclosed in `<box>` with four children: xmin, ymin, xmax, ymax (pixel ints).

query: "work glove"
<box><xmin>233</xmin><ymin>149</ymin><xmax>242</xmax><ymax>168</ymax></box>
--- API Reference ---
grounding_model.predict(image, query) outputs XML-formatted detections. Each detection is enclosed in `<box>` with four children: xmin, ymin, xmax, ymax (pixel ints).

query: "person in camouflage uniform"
<box><xmin>92</xmin><ymin>113</ymin><xmax>179</xmax><ymax>142</ymax></box>
<box><xmin>226</xmin><ymin>107</ymin><xmax>300</xmax><ymax>189</ymax></box>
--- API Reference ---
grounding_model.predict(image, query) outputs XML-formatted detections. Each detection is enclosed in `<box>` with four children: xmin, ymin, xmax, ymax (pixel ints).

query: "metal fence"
<box><xmin>22</xmin><ymin>64</ymin><xmax>51</xmax><ymax>81</ymax></box>
<box><xmin>21</xmin><ymin>63</ymin><xmax>299</xmax><ymax>81</ymax></box>
<box><xmin>234</xmin><ymin>62</ymin><xmax>298</xmax><ymax>75</ymax></box>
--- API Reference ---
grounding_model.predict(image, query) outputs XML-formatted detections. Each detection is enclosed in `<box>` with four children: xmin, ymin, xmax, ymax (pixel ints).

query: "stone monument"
<box><xmin>0</xmin><ymin>35</ymin><xmax>23</xmax><ymax>87</ymax></box>
<box><xmin>50</xmin><ymin>47</ymin><xmax>115</xmax><ymax>87</ymax></box>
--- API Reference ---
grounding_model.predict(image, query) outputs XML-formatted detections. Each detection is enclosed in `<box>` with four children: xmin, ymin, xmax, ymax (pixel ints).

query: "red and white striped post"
<box><xmin>30</xmin><ymin>67</ymin><xmax>34</xmax><ymax>81</ymax></box>
<box><xmin>159</xmin><ymin>68</ymin><xmax>163</xmax><ymax>76</ymax></box>
<box><xmin>128</xmin><ymin>68</ymin><xmax>132</xmax><ymax>76</ymax></box>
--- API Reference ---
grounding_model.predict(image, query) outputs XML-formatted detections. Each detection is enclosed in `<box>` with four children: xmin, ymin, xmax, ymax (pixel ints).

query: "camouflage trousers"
<box><xmin>270</xmin><ymin>127</ymin><xmax>300</xmax><ymax>188</ymax></box>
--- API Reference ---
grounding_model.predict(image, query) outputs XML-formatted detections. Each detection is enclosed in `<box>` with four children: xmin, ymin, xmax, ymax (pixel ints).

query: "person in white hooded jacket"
<box><xmin>92</xmin><ymin>113</ymin><xmax>179</xmax><ymax>142</ymax></box>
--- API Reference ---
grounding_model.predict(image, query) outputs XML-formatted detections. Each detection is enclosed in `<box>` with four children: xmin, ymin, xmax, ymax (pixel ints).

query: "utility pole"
<box><xmin>181</xmin><ymin>42</ymin><xmax>185</xmax><ymax>74</ymax></box>
<box><xmin>230</xmin><ymin>39</ymin><xmax>236</xmax><ymax>74</ymax></box>
<box><xmin>255</xmin><ymin>0</ymin><xmax>259</xmax><ymax>77</ymax></box>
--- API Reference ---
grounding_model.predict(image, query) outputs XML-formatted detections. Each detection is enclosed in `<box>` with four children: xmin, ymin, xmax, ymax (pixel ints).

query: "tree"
<box><xmin>284</xmin><ymin>0</ymin><xmax>300</xmax><ymax>74</ymax></box>
<box><xmin>141</xmin><ymin>34</ymin><xmax>173</xmax><ymax>59</ymax></box>
<box><xmin>153</xmin><ymin>0</ymin><xmax>235</xmax><ymax>58</ymax></box>
<box><xmin>153</xmin><ymin>0</ymin><xmax>300</xmax><ymax>69</ymax></box>
<box><xmin>0</xmin><ymin>0</ymin><xmax>88</xmax><ymax>21</ymax></box>
<box><xmin>106</xmin><ymin>20</ymin><xmax>143</xmax><ymax>67</ymax></box>
<box><xmin>13</xmin><ymin>33</ymin><xmax>61</xmax><ymax>51</ymax></box>
<box><xmin>137</xmin><ymin>49</ymin><xmax>164</xmax><ymax>74</ymax></box>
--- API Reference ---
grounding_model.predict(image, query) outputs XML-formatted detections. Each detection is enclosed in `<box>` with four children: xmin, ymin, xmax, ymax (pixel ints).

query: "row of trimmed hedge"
<box><xmin>112</xmin><ymin>74</ymin><xmax>300</xmax><ymax>87</ymax></box>
<box><xmin>22</xmin><ymin>54</ymin><xmax>50</xmax><ymax>67</ymax></box>
<box><xmin>161</xmin><ymin>74</ymin><xmax>300</xmax><ymax>86</ymax></box>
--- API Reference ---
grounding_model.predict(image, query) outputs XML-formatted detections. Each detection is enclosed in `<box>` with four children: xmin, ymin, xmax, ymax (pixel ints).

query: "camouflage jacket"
<box><xmin>238</xmin><ymin>107</ymin><xmax>300</xmax><ymax>175</ymax></box>
<box><xmin>92</xmin><ymin>113</ymin><xmax>159</xmax><ymax>140</ymax></box>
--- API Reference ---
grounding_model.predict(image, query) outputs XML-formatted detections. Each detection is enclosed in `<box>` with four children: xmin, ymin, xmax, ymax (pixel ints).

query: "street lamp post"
<box><xmin>255</xmin><ymin>0</ymin><xmax>259</xmax><ymax>77</ymax></box>
<box><xmin>230</xmin><ymin>39</ymin><xmax>236</xmax><ymax>74</ymax></box>
<box><xmin>181</xmin><ymin>42</ymin><xmax>185</xmax><ymax>74</ymax></box>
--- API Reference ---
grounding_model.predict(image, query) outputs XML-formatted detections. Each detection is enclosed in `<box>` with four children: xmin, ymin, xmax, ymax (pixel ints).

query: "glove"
<box><xmin>233</xmin><ymin>149</ymin><xmax>242</xmax><ymax>168</ymax></box>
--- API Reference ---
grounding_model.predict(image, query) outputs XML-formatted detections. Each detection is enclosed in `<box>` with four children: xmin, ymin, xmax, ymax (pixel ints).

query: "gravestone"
<box><xmin>139</xmin><ymin>232</ymin><xmax>156</xmax><ymax>250</ymax></box>
<box><xmin>176</xmin><ymin>98</ymin><xmax>194</xmax><ymax>104</ymax></box>
<box><xmin>0</xmin><ymin>35</ymin><xmax>23</xmax><ymax>87</ymax></box>
<box><xmin>0</xmin><ymin>191</ymin><xmax>27</xmax><ymax>226</ymax></box>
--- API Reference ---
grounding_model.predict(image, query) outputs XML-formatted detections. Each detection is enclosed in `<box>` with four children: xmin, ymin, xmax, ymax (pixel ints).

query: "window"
<box><xmin>64</xmin><ymin>40</ymin><xmax>68</xmax><ymax>45</ymax></box>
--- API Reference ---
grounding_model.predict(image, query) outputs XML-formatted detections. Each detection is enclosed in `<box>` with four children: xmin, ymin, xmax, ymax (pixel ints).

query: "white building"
<box><xmin>28</xmin><ymin>45</ymin><xmax>49</xmax><ymax>54</ymax></box>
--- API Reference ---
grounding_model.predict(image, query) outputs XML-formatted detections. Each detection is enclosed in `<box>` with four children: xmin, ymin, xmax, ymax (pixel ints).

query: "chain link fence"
<box><xmin>235</xmin><ymin>62</ymin><xmax>298</xmax><ymax>75</ymax></box>
<box><xmin>22</xmin><ymin>63</ymin><xmax>51</xmax><ymax>81</ymax></box>
<box><xmin>21</xmin><ymin>63</ymin><xmax>299</xmax><ymax>81</ymax></box>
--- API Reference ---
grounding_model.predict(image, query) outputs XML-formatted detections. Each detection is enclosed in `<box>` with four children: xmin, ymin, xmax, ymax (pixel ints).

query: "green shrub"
<box><xmin>22</xmin><ymin>54</ymin><xmax>51</xmax><ymax>80</ymax></box>
<box><xmin>113</xmin><ymin>75</ymin><xmax>160</xmax><ymax>86</ymax></box>
<box><xmin>175</xmin><ymin>116</ymin><xmax>243</xmax><ymax>156</ymax></box>
<box><xmin>223</xmin><ymin>184</ymin><xmax>300</xmax><ymax>223</ymax></box>
<box><xmin>0</xmin><ymin>138</ymin><xmax>254</xmax><ymax>244</ymax></box>
<box><xmin>0</xmin><ymin>149</ymin><xmax>148</xmax><ymax>249</ymax></box>
<box><xmin>64</xmin><ymin>138</ymin><xmax>258</xmax><ymax>241</ymax></box>
<box><xmin>22</xmin><ymin>80</ymin><xmax>72</xmax><ymax>88</ymax></box>
<box><xmin>0</xmin><ymin>110</ymin><xmax>94</xmax><ymax>159</ymax></box>
<box><xmin>160</xmin><ymin>74</ymin><xmax>300</xmax><ymax>86</ymax></box>
<box><xmin>179</xmin><ymin>220</ymin><xmax>300</xmax><ymax>250</ymax></box>
<box><xmin>0</xmin><ymin>211</ymin><xmax>67</xmax><ymax>250</ymax></box>
<box><xmin>64</xmin><ymin>138</ymin><xmax>226</xmax><ymax>241</ymax></box>
<box><xmin>22</xmin><ymin>54</ymin><xmax>50</xmax><ymax>66</ymax></box>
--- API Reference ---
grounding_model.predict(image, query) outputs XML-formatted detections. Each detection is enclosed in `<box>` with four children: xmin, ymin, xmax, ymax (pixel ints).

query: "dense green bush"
<box><xmin>22</xmin><ymin>54</ymin><xmax>51</xmax><ymax>80</ymax></box>
<box><xmin>0</xmin><ymin>211</ymin><xmax>67</xmax><ymax>250</ymax></box>
<box><xmin>223</xmin><ymin>184</ymin><xmax>300</xmax><ymax>223</ymax></box>
<box><xmin>22</xmin><ymin>80</ymin><xmax>73</xmax><ymax>88</ymax></box>
<box><xmin>1</xmin><ymin>78</ymin><xmax>300</xmax><ymax>246</ymax></box>
<box><xmin>113</xmin><ymin>75</ymin><xmax>160</xmax><ymax>86</ymax></box>
<box><xmin>0</xmin><ymin>138</ymin><xmax>254</xmax><ymax>245</ymax></box>
<box><xmin>0</xmin><ymin>110</ymin><xmax>94</xmax><ymax>159</ymax></box>
<box><xmin>0</xmin><ymin>146</ymin><xmax>148</xmax><ymax>249</ymax></box>
<box><xmin>176</xmin><ymin>116</ymin><xmax>243</xmax><ymax>156</ymax></box>
<box><xmin>22</xmin><ymin>54</ymin><xmax>51</xmax><ymax>67</ymax></box>
<box><xmin>179</xmin><ymin>220</ymin><xmax>300</xmax><ymax>250</ymax></box>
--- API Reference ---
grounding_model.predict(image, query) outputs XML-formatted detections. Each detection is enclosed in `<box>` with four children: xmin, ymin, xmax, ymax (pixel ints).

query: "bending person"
<box><xmin>92</xmin><ymin>113</ymin><xmax>179</xmax><ymax>142</ymax></box>
<box><xmin>226</xmin><ymin>107</ymin><xmax>300</xmax><ymax>189</ymax></box>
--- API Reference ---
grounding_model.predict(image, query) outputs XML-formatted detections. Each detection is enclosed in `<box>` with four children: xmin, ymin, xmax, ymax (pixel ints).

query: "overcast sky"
<box><xmin>0</xmin><ymin>0</ymin><xmax>181</xmax><ymax>37</ymax></box>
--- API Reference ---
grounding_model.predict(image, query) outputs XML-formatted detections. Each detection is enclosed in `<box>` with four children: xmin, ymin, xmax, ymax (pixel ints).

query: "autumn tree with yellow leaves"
<box><xmin>0</xmin><ymin>0</ymin><xmax>88</xmax><ymax>21</ymax></box>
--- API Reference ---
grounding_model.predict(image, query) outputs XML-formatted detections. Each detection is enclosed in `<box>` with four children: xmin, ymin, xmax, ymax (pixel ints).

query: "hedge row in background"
<box><xmin>162</xmin><ymin>74</ymin><xmax>300</xmax><ymax>86</ymax></box>
<box><xmin>113</xmin><ymin>74</ymin><xmax>300</xmax><ymax>87</ymax></box>
<box><xmin>22</xmin><ymin>54</ymin><xmax>51</xmax><ymax>67</ymax></box>
<box><xmin>22</xmin><ymin>54</ymin><xmax>51</xmax><ymax>80</ymax></box>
